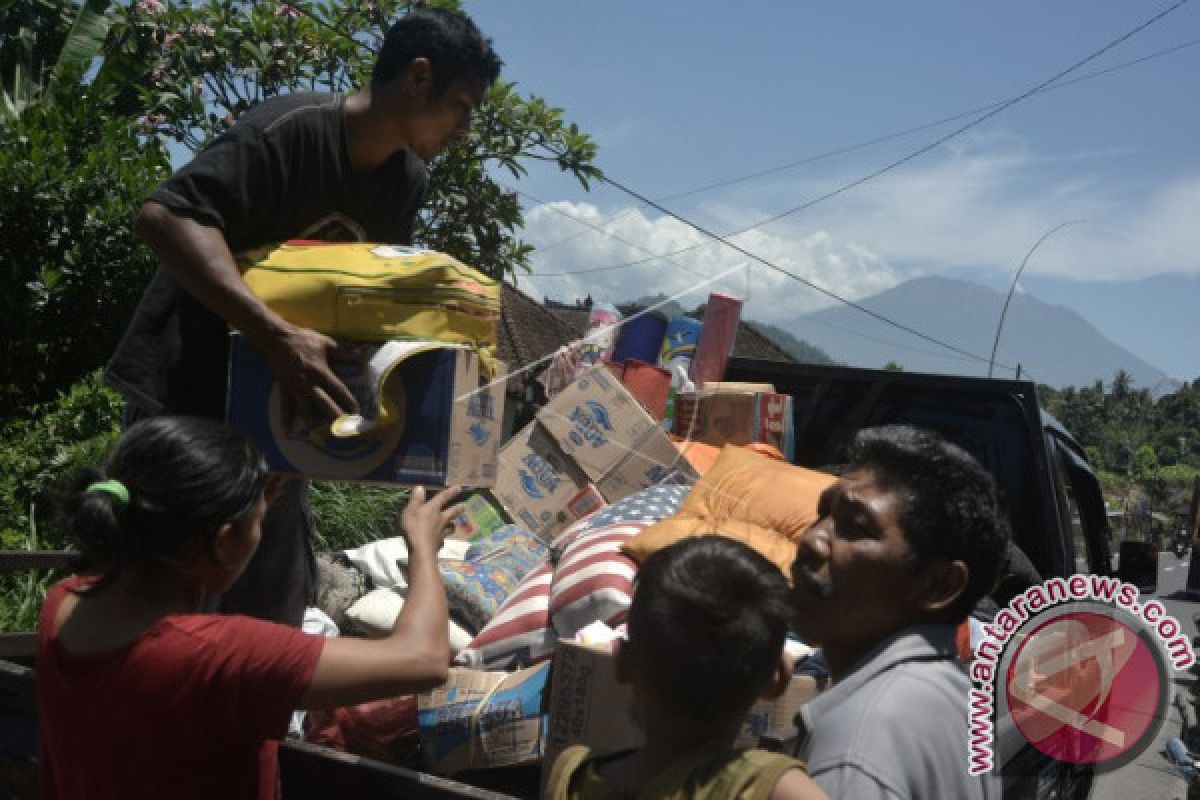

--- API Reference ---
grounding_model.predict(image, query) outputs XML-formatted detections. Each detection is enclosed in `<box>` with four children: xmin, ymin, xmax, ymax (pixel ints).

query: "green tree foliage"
<box><xmin>1132</xmin><ymin>444</ymin><xmax>1160</xmax><ymax>481</ymax></box>
<box><xmin>0</xmin><ymin>85</ymin><xmax>169</xmax><ymax>416</ymax></box>
<box><xmin>0</xmin><ymin>371</ymin><xmax>123</xmax><ymax>547</ymax></box>
<box><xmin>1039</xmin><ymin>374</ymin><xmax>1200</xmax><ymax>483</ymax></box>
<box><xmin>101</xmin><ymin>0</ymin><xmax>600</xmax><ymax>279</ymax></box>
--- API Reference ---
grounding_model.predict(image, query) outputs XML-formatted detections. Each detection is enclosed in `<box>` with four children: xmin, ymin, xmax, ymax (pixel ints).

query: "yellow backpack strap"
<box><xmin>543</xmin><ymin>744</ymin><xmax>594</xmax><ymax>800</ymax></box>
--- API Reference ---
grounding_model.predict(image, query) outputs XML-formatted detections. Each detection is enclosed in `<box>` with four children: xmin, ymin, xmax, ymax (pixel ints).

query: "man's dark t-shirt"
<box><xmin>107</xmin><ymin>92</ymin><xmax>427</xmax><ymax>418</ymax></box>
<box><xmin>106</xmin><ymin>92</ymin><xmax>426</xmax><ymax>627</ymax></box>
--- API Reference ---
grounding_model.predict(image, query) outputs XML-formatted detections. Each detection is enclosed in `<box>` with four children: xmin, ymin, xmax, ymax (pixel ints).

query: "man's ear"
<box><xmin>760</xmin><ymin>652</ymin><xmax>794</xmax><ymax>700</ymax></box>
<box><xmin>400</xmin><ymin>56</ymin><xmax>434</xmax><ymax>98</ymax></box>
<box><xmin>921</xmin><ymin>559</ymin><xmax>969</xmax><ymax>616</ymax></box>
<box><xmin>613</xmin><ymin>637</ymin><xmax>633</xmax><ymax>686</ymax></box>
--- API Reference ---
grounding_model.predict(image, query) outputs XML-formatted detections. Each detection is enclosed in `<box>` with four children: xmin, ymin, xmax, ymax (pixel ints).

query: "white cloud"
<box><xmin>516</xmin><ymin>203</ymin><xmax>902</xmax><ymax>326</ymax></box>
<box><xmin>515</xmin><ymin>135</ymin><xmax>1200</xmax><ymax>322</ymax></box>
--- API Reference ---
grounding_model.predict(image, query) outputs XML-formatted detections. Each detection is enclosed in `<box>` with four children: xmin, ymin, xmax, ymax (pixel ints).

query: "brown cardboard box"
<box><xmin>417</xmin><ymin>663</ymin><xmax>551</xmax><ymax>776</ymax></box>
<box><xmin>493</xmin><ymin>368</ymin><xmax>697</xmax><ymax>541</ymax></box>
<box><xmin>492</xmin><ymin>421</ymin><xmax>590</xmax><ymax>540</ymax></box>
<box><xmin>537</xmin><ymin>366</ymin><xmax>665</xmax><ymax>483</ymax></box>
<box><xmin>541</xmin><ymin>640</ymin><xmax>819</xmax><ymax>795</ymax></box>
<box><xmin>675</xmin><ymin>384</ymin><xmax>794</xmax><ymax>462</ymax></box>
<box><xmin>228</xmin><ymin>336</ymin><xmax>504</xmax><ymax>485</ymax></box>
<box><xmin>594</xmin><ymin>431</ymin><xmax>692</xmax><ymax>504</ymax></box>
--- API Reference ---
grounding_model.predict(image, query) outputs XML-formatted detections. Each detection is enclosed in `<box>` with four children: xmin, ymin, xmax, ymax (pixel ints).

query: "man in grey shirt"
<box><xmin>791</xmin><ymin>425</ymin><xmax>1006</xmax><ymax>799</ymax></box>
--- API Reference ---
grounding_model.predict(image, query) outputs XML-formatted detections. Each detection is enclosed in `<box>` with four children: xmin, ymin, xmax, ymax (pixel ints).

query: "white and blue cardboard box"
<box><xmin>417</xmin><ymin>663</ymin><xmax>550</xmax><ymax>775</ymax></box>
<box><xmin>491</xmin><ymin>366</ymin><xmax>697</xmax><ymax>541</ymax></box>
<box><xmin>226</xmin><ymin>333</ymin><xmax>503</xmax><ymax>486</ymax></box>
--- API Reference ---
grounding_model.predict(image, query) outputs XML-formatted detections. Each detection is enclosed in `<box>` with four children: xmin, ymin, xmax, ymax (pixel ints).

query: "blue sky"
<box><xmin>465</xmin><ymin>1</ymin><xmax>1200</xmax><ymax>381</ymax></box>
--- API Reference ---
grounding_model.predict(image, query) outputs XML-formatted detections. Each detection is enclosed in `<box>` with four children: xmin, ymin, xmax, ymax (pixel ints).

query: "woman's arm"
<box><xmin>298</xmin><ymin>486</ymin><xmax>464</xmax><ymax>708</ymax></box>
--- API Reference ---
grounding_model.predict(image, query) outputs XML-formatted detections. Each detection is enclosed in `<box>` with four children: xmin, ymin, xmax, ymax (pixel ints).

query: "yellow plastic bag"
<box><xmin>239</xmin><ymin>242</ymin><xmax>500</xmax><ymax>356</ymax></box>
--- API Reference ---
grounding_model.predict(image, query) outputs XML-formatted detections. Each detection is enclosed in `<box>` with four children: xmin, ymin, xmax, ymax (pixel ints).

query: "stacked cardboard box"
<box><xmin>674</xmin><ymin>382</ymin><xmax>795</xmax><ymax>462</ymax></box>
<box><xmin>418</xmin><ymin>641</ymin><xmax>819</xmax><ymax>781</ymax></box>
<box><xmin>417</xmin><ymin>663</ymin><xmax>551</xmax><ymax>775</ymax></box>
<box><xmin>493</xmin><ymin>367</ymin><xmax>698</xmax><ymax>541</ymax></box>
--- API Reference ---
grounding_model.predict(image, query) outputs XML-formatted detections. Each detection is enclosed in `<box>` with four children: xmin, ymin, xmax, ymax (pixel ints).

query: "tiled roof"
<box><xmin>496</xmin><ymin>284</ymin><xmax>581</xmax><ymax>387</ymax></box>
<box><xmin>496</xmin><ymin>291</ymin><xmax>797</xmax><ymax>391</ymax></box>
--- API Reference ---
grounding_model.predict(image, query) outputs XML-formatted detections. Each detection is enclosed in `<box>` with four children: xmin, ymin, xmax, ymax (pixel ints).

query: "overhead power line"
<box><xmin>535</xmin><ymin>3</ymin><xmax>1189</xmax><ymax>278</ymax></box>
<box><xmin>524</xmin><ymin>1</ymin><xmax>1186</xmax><ymax>370</ymax></box>
<box><xmin>657</xmin><ymin>36</ymin><xmax>1200</xmax><ymax>204</ymax></box>
<box><xmin>529</xmin><ymin>36</ymin><xmax>1199</xmax><ymax>258</ymax></box>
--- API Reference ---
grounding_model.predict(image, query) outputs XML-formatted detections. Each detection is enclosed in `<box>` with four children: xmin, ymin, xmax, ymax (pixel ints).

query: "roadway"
<box><xmin>1089</xmin><ymin>549</ymin><xmax>1198</xmax><ymax>799</ymax></box>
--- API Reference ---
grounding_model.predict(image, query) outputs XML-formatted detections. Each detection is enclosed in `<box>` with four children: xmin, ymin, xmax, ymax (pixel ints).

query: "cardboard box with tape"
<box><xmin>494</xmin><ymin>367</ymin><xmax>698</xmax><ymax>541</ymax></box>
<box><xmin>491</xmin><ymin>421</ymin><xmax>592</xmax><ymax>540</ymax></box>
<box><xmin>227</xmin><ymin>334</ymin><xmax>503</xmax><ymax>486</ymax></box>
<box><xmin>417</xmin><ymin>663</ymin><xmax>551</xmax><ymax>776</ymax></box>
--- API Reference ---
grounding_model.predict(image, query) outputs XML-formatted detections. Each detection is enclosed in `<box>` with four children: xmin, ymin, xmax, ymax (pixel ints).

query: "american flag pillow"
<box><xmin>549</xmin><ymin>521</ymin><xmax>651</xmax><ymax>639</ymax></box>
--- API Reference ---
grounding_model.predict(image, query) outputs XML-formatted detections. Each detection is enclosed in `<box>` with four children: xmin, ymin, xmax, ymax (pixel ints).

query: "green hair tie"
<box><xmin>87</xmin><ymin>479</ymin><xmax>130</xmax><ymax>510</ymax></box>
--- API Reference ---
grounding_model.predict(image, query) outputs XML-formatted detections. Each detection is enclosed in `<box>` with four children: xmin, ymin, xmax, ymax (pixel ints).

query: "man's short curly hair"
<box><xmin>847</xmin><ymin>425</ymin><xmax>1010</xmax><ymax>622</ymax></box>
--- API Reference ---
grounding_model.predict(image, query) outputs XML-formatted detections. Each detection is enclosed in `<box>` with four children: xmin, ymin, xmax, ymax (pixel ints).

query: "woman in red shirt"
<box><xmin>37</xmin><ymin>415</ymin><xmax>463</xmax><ymax>800</ymax></box>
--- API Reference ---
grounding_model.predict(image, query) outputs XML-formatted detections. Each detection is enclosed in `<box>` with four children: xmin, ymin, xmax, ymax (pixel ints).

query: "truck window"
<box><xmin>1048</xmin><ymin>435</ymin><xmax>1112</xmax><ymax>576</ymax></box>
<box><xmin>1050</xmin><ymin>446</ymin><xmax>1089</xmax><ymax>574</ymax></box>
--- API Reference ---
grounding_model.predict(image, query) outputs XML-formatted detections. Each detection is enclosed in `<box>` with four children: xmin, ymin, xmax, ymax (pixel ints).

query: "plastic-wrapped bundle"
<box><xmin>575</xmin><ymin>302</ymin><xmax>622</xmax><ymax>377</ymax></box>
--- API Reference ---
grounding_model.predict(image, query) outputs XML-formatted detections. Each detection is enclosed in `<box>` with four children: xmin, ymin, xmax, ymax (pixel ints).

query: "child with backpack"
<box><xmin>544</xmin><ymin>535</ymin><xmax>828</xmax><ymax>800</ymax></box>
<box><xmin>36</xmin><ymin>415</ymin><xmax>463</xmax><ymax>799</ymax></box>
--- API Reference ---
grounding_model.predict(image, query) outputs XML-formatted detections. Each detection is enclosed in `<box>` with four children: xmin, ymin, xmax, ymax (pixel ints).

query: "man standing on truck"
<box><xmin>790</xmin><ymin>425</ymin><xmax>1006</xmax><ymax>799</ymax></box>
<box><xmin>105</xmin><ymin>8</ymin><xmax>502</xmax><ymax>626</ymax></box>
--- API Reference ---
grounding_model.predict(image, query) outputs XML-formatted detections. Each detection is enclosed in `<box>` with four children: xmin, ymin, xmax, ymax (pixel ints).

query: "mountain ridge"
<box><xmin>785</xmin><ymin>275</ymin><xmax>1167</xmax><ymax>388</ymax></box>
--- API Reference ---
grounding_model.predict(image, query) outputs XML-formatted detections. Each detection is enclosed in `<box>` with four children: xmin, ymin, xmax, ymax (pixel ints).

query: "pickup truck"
<box><xmin>726</xmin><ymin>356</ymin><xmax>1113</xmax><ymax>800</ymax></box>
<box><xmin>0</xmin><ymin>359</ymin><xmax>1113</xmax><ymax>799</ymax></box>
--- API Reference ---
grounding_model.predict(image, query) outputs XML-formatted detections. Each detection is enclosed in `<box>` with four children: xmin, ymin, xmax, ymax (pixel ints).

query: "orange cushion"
<box><xmin>621</xmin><ymin>446</ymin><xmax>836</xmax><ymax>578</ymax></box>
<box><xmin>670</xmin><ymin>437</ymin><xmax>786</xmax><ymax>476</ymax></box>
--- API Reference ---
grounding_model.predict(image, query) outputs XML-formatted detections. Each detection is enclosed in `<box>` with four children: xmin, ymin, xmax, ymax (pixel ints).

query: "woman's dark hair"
<box><xmin>60</xmin><ymin>416</ymin><xmax>268</xmax><ymax>594</ymax></box>
<box><xmin>846</xmin><ymin>425</ymin><xmax>1011</xmax><ymax>622</ymax></box>
<box><xmin>626</xmin><ymin>535</ymin><xmax>792</xmax><ymax>721</ymax></box>
<box><xmin>372</xmin><ymin>7</ymin><xmax>502</xmax><ymax>96</ymax></box>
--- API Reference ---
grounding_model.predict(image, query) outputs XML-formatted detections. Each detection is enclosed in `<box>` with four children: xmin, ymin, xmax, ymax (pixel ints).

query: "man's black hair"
<box><xmin>846</xmin><ymin>425</ymin><xmax>1010</xmax><ymax>622</ymax></box>
<box><xmin>626</xmin><ymin>535</ymin><xmax>792</xmax><ymax>721</ymax></box>
<box><xmin>372</xmin><ymin>7</ymin><xmax>502</xmax><ymax>96</ymax></box>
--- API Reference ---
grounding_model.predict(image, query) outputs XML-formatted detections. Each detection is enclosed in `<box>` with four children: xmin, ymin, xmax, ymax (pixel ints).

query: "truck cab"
<box><xmin>726</xmin><ymin>357</ymin><xmax>1111</xmax><ymax>799</ymax></box>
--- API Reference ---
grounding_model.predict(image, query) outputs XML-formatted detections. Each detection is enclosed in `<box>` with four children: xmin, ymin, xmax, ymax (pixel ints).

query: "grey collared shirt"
<box><xmin>797</xmin><ymin>624</ymin><xmax>1000</xmax><ymax>800</ymax></box>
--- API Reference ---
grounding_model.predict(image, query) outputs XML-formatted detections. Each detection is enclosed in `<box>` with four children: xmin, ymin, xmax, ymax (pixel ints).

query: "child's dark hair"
<box><xmin>626</xmin><ymin>535</ymin><xmax>792</xmax><ymax>721</ymax></box>
<box><xmin>372</xmin><ymin>7</ymin><xmax>502</xmax><ymax>96</ymax></box>
<box><xmin>61</xmin><ymin>416</ymin><xmax>268</xmax><ymax>594</ymax></box>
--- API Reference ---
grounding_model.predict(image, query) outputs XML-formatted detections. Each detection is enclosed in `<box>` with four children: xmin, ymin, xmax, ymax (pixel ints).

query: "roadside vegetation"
<box><xmin>0</xmin><ymin>0</ymin><xmax>599</xmax><ymax>630</ymax></box>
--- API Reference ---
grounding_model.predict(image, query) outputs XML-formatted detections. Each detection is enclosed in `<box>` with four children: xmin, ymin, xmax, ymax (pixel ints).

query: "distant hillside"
<box><xmin>749</xmin><ymin>322</ymin><xmax>836</xmax><ymax>365</ymax></box>
<box><xmin>630</xmin><ymin>295</ymin><xmax>835</xmax><ymax>365</ymax></box>
<box><xmin>787</xmin><ymin>276</ymin><xmax>1167</xmax><ymax>388</ymax></box>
